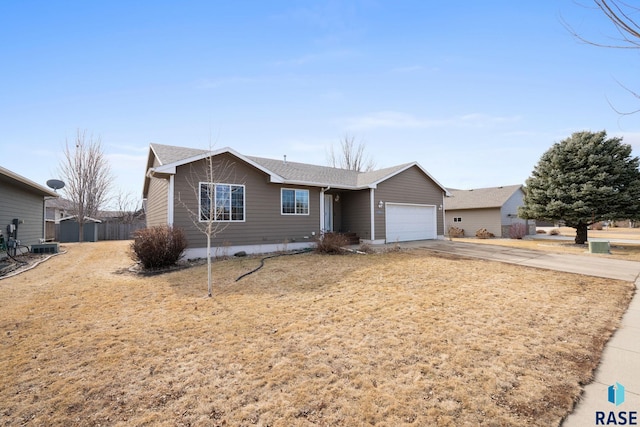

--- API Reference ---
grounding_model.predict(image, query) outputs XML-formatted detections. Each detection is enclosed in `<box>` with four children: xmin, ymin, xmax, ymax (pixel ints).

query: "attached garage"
<box><xmin>385</xmin><ymin>203</ymin><xmax>437</xmax><ymax>242</ymax></box>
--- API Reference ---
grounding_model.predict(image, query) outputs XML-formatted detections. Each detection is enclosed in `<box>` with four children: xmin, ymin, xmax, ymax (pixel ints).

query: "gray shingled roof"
<box><xmin>246</xmin><ymin>156</ymin><xmax>413</xmax><ymax>188</ymax></box>
<box><xmin>148</xmin><ymin>143</ymin><xmax>423</xmax><ymax>189</ymax></box>
<box><xmin>246</xmin><ymin>156</ymin><xmax>359</xmax><ymax>186</ymax></box>
<box><xmin>151</xmin><ymin>143</ymin><xmax>208</xmax><ymax>165</ymax></box>
<box><xmin>445</xmin><ymin>185</ymin><xmax>523</xmax><ymax>210</ymax></box>
<box><xmin>0</xmin><ymin>165</ymin><xmax>59</xmax><ymax>197</ymax></box>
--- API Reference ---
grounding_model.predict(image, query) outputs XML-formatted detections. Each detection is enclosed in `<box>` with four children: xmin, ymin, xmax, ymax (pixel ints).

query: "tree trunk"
<box><xmin>575</xmin><ymin>223</ymin><xmax>588</xmax><ymax>245</ymax></box>
<box><xmin>207</xmin><ymin>233</ymin><xmax>212</xmax><ymax>297</ymax></box>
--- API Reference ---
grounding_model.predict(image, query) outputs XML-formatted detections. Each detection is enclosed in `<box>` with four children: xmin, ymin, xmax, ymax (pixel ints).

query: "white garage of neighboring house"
<box><xmin>386</xmin><ymin>203</ymin><xmax>437</xmax><ymax>242</ymax></box>
<box><xmin>444</xmin><ymin>184</ymin><xmax>534</xmax><ymax>238</ymax></box>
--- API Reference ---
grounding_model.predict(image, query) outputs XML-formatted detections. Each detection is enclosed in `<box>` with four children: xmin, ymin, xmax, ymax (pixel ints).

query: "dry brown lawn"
<box><xmin>0</xmin><ymin>241</ymin><xmax>634</xmax><ymax>426</ymax></box>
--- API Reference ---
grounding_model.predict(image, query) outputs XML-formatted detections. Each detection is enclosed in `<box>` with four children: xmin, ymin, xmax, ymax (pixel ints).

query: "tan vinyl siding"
<box><xmin>145</xmin><ymin>176</ymin><xmax>169</xmax><ymax>227</ymax></box>
<box><xmin>145</xmin><ymin>156</ymin><xmax>169</xmax><ymax>227</ymax></box>
<box><xmin>446</xmin><ymin>208</ymin><xmax>501</xmax><ymax>237</ymax></box>
<box><xmin>374</xmin><ymin>166</ymin><xmax>445</xmax><ymax>239</ymax></box>
<box><xmin>172</xmin><ymin>154</ymin><xmax>321</xmax><ymax>248</ymax></box>
<box><xmin>0</xmin><ymin>182</ymin><xmax>46</xmax><ymax>247</ymax></box>
<box><xmin>340</xmin><ymin>190</ymin><xmax>371</xmax><ymax>240</ymax></box>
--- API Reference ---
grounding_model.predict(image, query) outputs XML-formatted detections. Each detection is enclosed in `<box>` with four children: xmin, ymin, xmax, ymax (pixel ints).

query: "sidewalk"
<box><xmin>562</xmin><ymin>279</ymin><xmax>640</xmax><ymax>426</ymax></box>
<box><xmin>388</xmin><ymin>240</ymin><xmax>640</xmax><ymax>424</ymax></box>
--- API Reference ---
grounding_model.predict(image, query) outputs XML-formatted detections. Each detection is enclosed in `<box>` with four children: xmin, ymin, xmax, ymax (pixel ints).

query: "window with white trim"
<box><xmin>200</xmin><ymin>183</ymin><xmax>245</xmax><ymax>222</ymax></box>
<box><xmin>281</xmin><ymin>188</ymin><xmax>309</xmax><ymax>215</ymax></box>
<box><xmin>453</xmin><ymin>217</ymin><xmax>462</xmax><ymax>223</ymax></box>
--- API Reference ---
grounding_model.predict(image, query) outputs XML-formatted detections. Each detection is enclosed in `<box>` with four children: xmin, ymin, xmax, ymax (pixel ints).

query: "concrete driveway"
<box><xmin>398</xmin><ymin>239</ymin><xmax>640</xmax><ymax>282</ymax></box>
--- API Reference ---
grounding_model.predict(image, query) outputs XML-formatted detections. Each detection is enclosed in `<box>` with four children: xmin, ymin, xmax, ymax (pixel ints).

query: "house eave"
<box><xmin>152</xmin><ymin>146</ymin><xmax>286</xmax><ymax>184</ymax></box>
<box><xmin>445</xmin><ymin>205</ymin><xmax>502</xmax><ymax>211</ymax></box>
<box><xmin>279</xmin><ymin>180</ymin><xmax>365</xmax><ymax>190</ymax></box>
<box><xmin>0</xmin><ymin>166</ymin><xmax>59</xmax><ymax>197</ymax></box>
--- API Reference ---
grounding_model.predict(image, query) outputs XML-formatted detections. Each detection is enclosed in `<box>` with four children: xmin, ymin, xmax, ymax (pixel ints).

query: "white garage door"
<box><xmin>386</xmin><ymin>203</ymin><xmax>437</xmax><ymax>242</ymax></box>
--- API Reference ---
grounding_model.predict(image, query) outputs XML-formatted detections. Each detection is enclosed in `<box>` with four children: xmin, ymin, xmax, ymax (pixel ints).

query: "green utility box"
<box><xmin>588</xmin><ymin>240</ymin><xmax>610</xmax><ymax>254</ymax></box>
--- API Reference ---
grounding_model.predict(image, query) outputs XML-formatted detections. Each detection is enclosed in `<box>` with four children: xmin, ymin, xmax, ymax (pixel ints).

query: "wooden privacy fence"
<box><xmin>46</xmin><ymin>220</ymin><xmax>145</xmax><ymax>242</ymax></box>
<box><xmin>97</xmin><ymin>220</ymin><xmax>146</xmax><ymax>241</ymax></box>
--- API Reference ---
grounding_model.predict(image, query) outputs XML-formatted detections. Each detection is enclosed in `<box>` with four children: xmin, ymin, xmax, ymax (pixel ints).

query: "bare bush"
<box><xmin>509</xmin><ymin>223</ymin><xmax>527</xmax><ymax>239</ymax></box>
<box><xmin>384</xmin><ymin>242</ymin><xmax>403</xmax><ymax>253</ymax></box>
<box><xmin>536</xmin><ymin>229</ymin><xmax>547</xmax><ymax>234</ymax></box>
<box><xmin>358</xmin><ymin>242</ymin><xmax>375</xmax><ymax>254</ymax></box>
<box><xmin>131</xmin><ymin>226</ymin><xmax>188</xmax><ymax>269</ymax></box>
<box><xmin>475</xmin><ymin>228</ymin><xmax>495</xmax><ymax>239</ymax></box>
<box><xmin>448</xmin><ymin>226</ymin><xmax>465</xmax><ymax>238</ymax></box>
<box><xmin>549</xmin><ymin>229</ymin><xmax>560</xmax><ymax>235</ymax></box>
<box><xmin>315</xmin><ymin>233</ymin><xmax>349</xmax><ymax>254</ymax></box>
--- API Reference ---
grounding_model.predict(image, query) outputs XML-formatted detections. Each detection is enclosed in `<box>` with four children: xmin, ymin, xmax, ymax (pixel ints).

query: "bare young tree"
<box><xmin>178</xmin><ymin>149</ymin><xmax>240</xmax><ymax>297</ymax></box>
<box><xmin>114</xmin><ymin>190</ymin><xmax>142</xmax><ymax>224</ymax></box>
<box><xmin>569</xmin><ymin>1</ymin><xmax>640</xmax><ymax>48</ymax></box>
<box><xmin>327</xmin><ymin>134</ymin><xmax>376</xmax><ymax>172</ymax></box>
<box><xmin>59</xmin><ymin>129</ymin><xmax>112</xmax><ymax>242</ymax></box>
<box><xmin>564</xmin><ymin>1</ymin><xmax>640</xmax><ymax>114</ymax></box>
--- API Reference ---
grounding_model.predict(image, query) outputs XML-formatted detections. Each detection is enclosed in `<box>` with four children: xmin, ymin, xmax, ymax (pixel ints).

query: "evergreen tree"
<box><xmin>519</xmin><ymin>130</ymin><xmax>640</xmax><ymax>244</ymax></box>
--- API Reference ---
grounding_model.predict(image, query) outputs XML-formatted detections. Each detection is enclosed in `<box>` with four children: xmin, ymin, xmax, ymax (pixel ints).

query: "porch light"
<box><xmin>335</xmin><ymin>194</ymin><xmax>340</xmax><ymax>202</ymax></box>
<box><xmin>378</xmin><ymin>200</ymin><xmax>384</xmax><ymax>208</ymax></box>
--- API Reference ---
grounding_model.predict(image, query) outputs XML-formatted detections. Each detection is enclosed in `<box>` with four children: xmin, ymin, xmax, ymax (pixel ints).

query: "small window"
<box><xmin>281</xmin><ymin>189</ymin><xmax>309</xmax><ymax>215</ymax></box>
<box><xmin>453</xmin><ymin>217</ymin><xmax>462</xmax><ymax>223</ymax></box>
<box><xmin>200</xmin><ymin>183</ymin><xmax>245</xmax><ymax>222</ymax></box>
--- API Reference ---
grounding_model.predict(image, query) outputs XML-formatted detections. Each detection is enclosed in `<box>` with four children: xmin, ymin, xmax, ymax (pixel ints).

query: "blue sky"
<box><xmin>1</xmin><ymin>1</ymin><xmax>639</xmax><ymax>207</ymax></box>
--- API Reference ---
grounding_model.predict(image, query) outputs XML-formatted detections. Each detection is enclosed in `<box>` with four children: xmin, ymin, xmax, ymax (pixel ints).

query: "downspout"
<box><xmin>441</xmin><ymin>190</ymin><xmax>448</xmax><ymax>238</ymax></box>
<box><xmin>320</xmin><ymin>186</ymin><xmax>330</xmax><ymax>232</ymax></box>
<box><xmin>43</xmin><ymin>199</ymin><xmax>47</xmax><ymax>243</ymax></box>
<box><xmin>168</xmin><ymin>175</ymin><xmax>175</xmax><ymax>227</ymax></box>
<box><xmin>370</xmin><ymin>188</ymin><xmax>375</xmax><ymax>241</ymax></box>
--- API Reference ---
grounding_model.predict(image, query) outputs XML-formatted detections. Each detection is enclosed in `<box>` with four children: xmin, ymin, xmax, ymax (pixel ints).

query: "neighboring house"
<box><xmin>45</xmin><ymin>197</ymin><xmax>73</xmax><ymax>240</ymax></box>
<box><xmin>143</xmin><ymin>143</ymin><xmax>449</xmax><ymax>258</ymax></box>
<box><xmin>45</xmin><ymin>197</ymin><xmax>73</xmax><ymax>222</ymax></box>
<box><xmin>0</xmin><ymin>166</ymin><xmax>58</xmax><ymax>250</ymax></box>
<box><xmin>444</xmin><ymin>185</ymin><xmax>533</xmax><ymax>237</ymax></box>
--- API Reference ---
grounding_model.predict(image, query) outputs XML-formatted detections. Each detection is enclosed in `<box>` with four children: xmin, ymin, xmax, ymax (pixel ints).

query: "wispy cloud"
<box><xmin>109</xmin><ymin>144</ymin><xmax>148</xmax><ymax>153</ymax></box>
<box><xmin>613</xmin><ymin>131</ymin><xmax>640</xmax><ymax>149</ymax></box>
<box><xmin>458</xmin><ymin>113</ymin><xmax>522</xmax><ymax>126</ymax></box>
<box><xmin>196</xmin><ymin>76</ymin><xmax>256</xmax><ymax>89</ymax></box>
<box><xmin>107</xmin><ymin>153</ymin><xmax>147</xmax><ymax>169</ymax></box>
<box><xmin>345</xmin><ymin>111</ymin><xmax>521</xmax><ymax>130</ymax></box>
<box><xmin>32</xmin><ymin>148</ymin><xmax>57</xmax><ymax>157</ymax></box>
<box><xmin>390</xmin><ymin>65</ymin><xmax>425</xmax><ymax>73</ymax></box>
<box><xmin>319</xmin><ymin>89</ymin><xmax>344</xmax><ymax>100</ymax></box>
<box><xmin>271</xmin><ymin>49</ymin><xmax>356</xmax><ymax>67</ymax></box>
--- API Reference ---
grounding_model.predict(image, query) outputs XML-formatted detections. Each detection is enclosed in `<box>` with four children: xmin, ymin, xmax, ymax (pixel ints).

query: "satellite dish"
<box><xmin>46</xmin><ymin>179</ymin><xmax>65</xmax><ymax>191</ymax></box>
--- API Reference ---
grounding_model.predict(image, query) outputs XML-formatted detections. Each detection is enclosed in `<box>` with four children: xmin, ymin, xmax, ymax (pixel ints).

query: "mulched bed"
<box><xmin>0</xmin><ymin>252</ymin><xmax>57</xmax><ymax>279</ymax></box>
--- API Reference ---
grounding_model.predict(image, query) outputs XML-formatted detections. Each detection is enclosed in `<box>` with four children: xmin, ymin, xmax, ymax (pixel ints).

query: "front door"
<box><xmin>324</xmin><ymin>194</ymin><xmax>333</xmax><ymax>232</ymax></box>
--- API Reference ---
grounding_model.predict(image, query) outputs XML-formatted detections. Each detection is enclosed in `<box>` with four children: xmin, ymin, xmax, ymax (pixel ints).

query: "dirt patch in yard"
<box><xmin>0</xmin><ymin>241</ymin><xmax>634</xmax><ymax>426</ymax></box>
